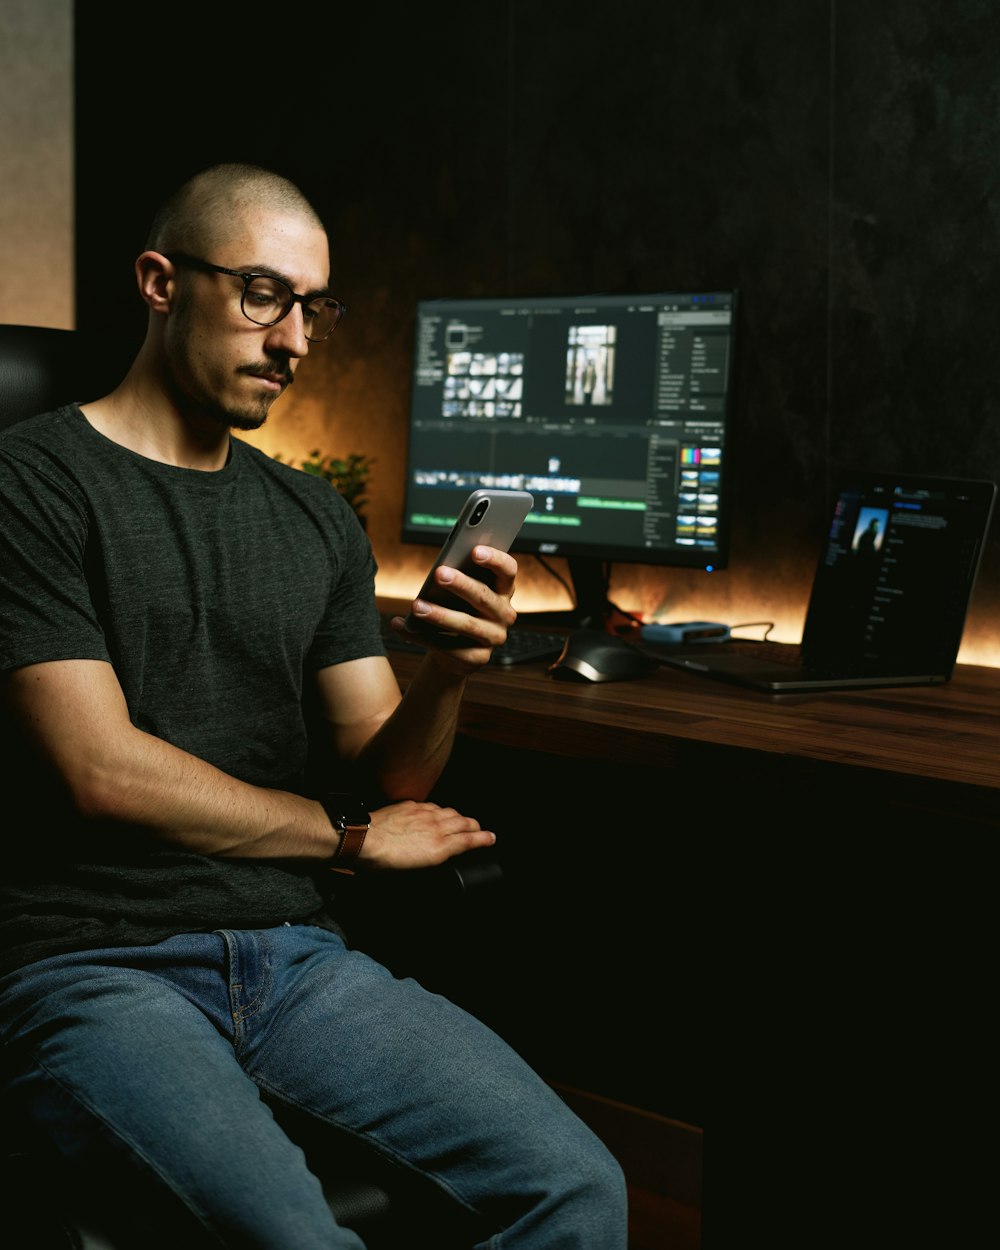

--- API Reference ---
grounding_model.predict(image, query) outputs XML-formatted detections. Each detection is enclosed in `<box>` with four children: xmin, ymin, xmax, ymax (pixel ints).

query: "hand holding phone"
<box><xmin>403</xmin><ymin>489</ymin><xmax>533</xmax><ymax>639</ymax></box>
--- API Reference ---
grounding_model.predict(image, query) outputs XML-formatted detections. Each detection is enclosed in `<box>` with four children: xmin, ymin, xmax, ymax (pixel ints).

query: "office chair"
<box><xmin>0</xmin><ymin>323</ymin><xmax>502</xmax><ymax>1248</ymax></box>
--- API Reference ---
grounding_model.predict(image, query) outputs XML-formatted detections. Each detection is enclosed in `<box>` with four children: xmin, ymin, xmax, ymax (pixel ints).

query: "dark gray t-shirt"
<box><xmin>0</xmin><ymin>405</ymin><xmax>386</xmax><ymax>975</ymax></box>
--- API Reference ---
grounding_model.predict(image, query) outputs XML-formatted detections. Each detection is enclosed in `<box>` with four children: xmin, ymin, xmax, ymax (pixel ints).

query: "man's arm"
<box><xmin>316</xmin><ymin>543</ymin><xmax>521</xmax><ymax>802</ymax></box>
<box><xmin>3</xmin><ymin>546</ymin><xmax>518</xmax><ymax>871</ymax></box>
<box><xmin>4</xmin><ymin>657</ymin><xmax>339</xmax><ymax>859</ymax></box>
<box><xmin>4</xmin><ymin>655</ymin><xmax>494</xmax><ymax>871</ymax></box>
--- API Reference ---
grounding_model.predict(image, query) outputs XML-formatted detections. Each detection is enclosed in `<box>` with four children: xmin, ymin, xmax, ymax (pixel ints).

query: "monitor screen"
<box><xmin>400</xmin><ymin>289</ymin><xmax>739</xmax><ymax>625</ymax></box>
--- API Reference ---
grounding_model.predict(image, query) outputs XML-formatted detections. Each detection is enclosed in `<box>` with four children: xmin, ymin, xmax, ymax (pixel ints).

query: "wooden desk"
<box><xmin>387</xmin><ymin>646</ymin><xmax>1000</xmax><ymax>827</ymax></box>
<box><xmin>385</xmin><ymin>640</ymin><xmax>999</xmax><ymax>1130</ymax></box>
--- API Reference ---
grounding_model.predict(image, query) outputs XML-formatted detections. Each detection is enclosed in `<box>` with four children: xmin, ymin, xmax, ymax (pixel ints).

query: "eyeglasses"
<box><xmin>165</xmin><ymin>252</ymin><xmax>346</xmax><ymax>342</ymax></box>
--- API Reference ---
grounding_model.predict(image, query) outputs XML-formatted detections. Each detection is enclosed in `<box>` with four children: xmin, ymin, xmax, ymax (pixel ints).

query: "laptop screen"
<box><xmin>801</xmin><ymin>470</ymin><xmax>997</xmax><ymax>675</ymax></box>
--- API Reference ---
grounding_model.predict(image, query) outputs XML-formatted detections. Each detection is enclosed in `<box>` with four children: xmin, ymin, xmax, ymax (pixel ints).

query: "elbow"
<box><xmin>64</xmin><ymin>757</ymin><xmax>137</xmax><ymax>823</ymax></box>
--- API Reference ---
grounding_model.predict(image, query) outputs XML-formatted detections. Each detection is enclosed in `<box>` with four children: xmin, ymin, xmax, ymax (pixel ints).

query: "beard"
<box><xmin>225</xmin><ymin>359</ymin><xmax>296</xmax><ymax>430</ymax></box>
<box><xmin>230</xmin><ymin>360</ymin><xmax>297</xmax><ymax>427</ymax></box>
<box><xmin>164</xmin><ymin>301</ymin><xmax>296</xmax><ymax>432</ymax></box>
<box><xmin>226</xmin><ymin>407</ymin><xmax>269</xmax><ymax>432</ymax></box>
<box><xmin>226</xmin><ymin>401</ymin><xmax>271</xmax><ymax>432</ymax></box>
<box><xmin>170</xmin><ymin>359</ymin><xmax>296</xmax><ymax>432</ymax></box>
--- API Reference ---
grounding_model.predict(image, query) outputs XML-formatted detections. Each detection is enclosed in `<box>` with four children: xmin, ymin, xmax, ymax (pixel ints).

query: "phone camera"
<box><xmin>470</xmin><ymin>499</ymin><xmax>490</xmax><ymax>526</ymax></box>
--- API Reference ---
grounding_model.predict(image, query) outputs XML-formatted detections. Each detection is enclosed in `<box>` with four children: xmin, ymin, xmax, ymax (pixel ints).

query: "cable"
<box><xmin>532</xmin><ymin>552</ymin><xmax>575</xmax><ymax>603</ymax></box>
<box><xmin>728</xmin><ymin>621</ymin><xmax>775</xmax><ymax>642</ymax></box>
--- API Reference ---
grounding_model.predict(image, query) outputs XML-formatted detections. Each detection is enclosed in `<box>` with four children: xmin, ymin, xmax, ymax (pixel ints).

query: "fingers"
<box><xmin>469</xmin><ymin>544</ymin><xmax>518</xmax><ymax>593</ymax></box>
<box><xmin>362</xmin><ymin>800</ymin><xmax>496</xmax><ymax>871</ymax></box>
<box><xmin>423</xmin><ymin>546</ymin><xmax>518</xmax><ymax>631</ymax></box>
<box><xmin>394</xmin><ymin>546</ymin><xmax>519</xmax><ymax>669</ymax></box>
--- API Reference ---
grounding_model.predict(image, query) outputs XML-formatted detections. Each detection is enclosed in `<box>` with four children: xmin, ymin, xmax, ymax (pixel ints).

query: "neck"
<box><xmin>81</xmin><ymin>369</ymin><xmax>232</xmax><ymax>472</ymax></box>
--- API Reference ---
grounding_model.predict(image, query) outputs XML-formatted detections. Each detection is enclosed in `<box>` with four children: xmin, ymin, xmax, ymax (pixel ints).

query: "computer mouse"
<box><xmin>547</xmin><ymin>629</ymin><xmax>661</xmax><ymax>683</ymax></box>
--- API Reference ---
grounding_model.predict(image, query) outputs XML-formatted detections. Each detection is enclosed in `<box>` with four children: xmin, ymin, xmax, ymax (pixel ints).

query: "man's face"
<box><xmin>164</xmin><ymin>208</ymin><xmax>332</xmax><ymax>431</ymax></box>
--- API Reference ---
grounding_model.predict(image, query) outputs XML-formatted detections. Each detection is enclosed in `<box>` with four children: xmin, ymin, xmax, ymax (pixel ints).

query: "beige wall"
<box><xmin>0</xmin><ymin>0</ymin><xmax>73</xmax><ymax>329</ymax></box>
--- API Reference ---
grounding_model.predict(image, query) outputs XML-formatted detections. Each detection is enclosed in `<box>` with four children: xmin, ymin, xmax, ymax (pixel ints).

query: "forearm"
<box><xmin>71</xmin><ymin>725</ymin><xmax>336</xmax><ymax>858</ymax></box>
<box><xmin>354</xmin><ymin>655</ymin><xmax>468</xmax><ymax>801</ymax></box>
<box><xmin>5</xmin><ymin>659</ymin><xmax>336</xmax><ymax>860</ymax></box>
<box><xmin>80</xmin><ymin>726</ymin><xmax>337</xmax><ymax>859</ymax></box>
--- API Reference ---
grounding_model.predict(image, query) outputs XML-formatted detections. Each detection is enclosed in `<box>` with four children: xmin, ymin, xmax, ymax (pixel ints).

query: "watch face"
<box><xmin>326</xmin><ymin>794</ymin><xmax>370</xmax><ymax>827</ymax></box>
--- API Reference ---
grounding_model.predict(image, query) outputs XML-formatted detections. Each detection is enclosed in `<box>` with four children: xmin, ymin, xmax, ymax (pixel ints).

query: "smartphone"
<box><xmin>403</xmin><ymin>488</ymin><xmax>534</xmax><ymax>638</ymax></box>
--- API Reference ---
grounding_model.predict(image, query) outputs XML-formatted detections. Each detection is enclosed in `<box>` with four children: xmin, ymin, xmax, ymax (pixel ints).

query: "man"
<box><xmin>0</xmin><ymin>164</ymin><xmax>627</xmax><ymax>1248</ymax></box>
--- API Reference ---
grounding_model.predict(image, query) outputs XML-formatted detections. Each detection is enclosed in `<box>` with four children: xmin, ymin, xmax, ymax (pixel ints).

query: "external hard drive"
<box><xmin>640</xmin><ymin>621</ymin><xmax>731</xmax><ymax>644</ymax></box>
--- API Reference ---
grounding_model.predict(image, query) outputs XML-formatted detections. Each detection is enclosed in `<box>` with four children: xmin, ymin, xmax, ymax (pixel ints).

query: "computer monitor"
<box><xmin>400</xmin><ymin>288</ymin><xmax>739</xmax><ymax>627</ymax></box>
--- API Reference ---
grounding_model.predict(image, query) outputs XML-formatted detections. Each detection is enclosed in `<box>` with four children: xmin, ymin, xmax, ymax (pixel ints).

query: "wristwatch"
<box><xmin>320</xmin><ymin>793</ymin><xmax>371</xmax><ymax>875</ymax></box>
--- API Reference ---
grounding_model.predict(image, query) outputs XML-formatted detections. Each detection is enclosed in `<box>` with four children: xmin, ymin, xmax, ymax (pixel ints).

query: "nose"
<box><xmin>265</xmin><ymin>303</ymin><xmax>311</xmax><ymax>358</ymax></box>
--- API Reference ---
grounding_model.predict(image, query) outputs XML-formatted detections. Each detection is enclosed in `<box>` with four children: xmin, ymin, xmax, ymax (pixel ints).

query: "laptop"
<box><xmin>654</xmin><ymin>469</ymin><xmax>997</xmax><ymax>693</ymax></box>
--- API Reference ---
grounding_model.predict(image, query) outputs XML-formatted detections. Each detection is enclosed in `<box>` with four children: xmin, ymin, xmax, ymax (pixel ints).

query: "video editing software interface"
<box><xmin>401</xmin><ymin>290</ymin><xmax>738</xmax><ymax>570</ymax></box>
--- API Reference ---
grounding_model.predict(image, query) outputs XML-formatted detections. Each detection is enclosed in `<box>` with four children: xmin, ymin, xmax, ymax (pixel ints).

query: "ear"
<box><xmin>135</xmin><ymin>251</ymin><xmax>175</xmax><ymax>314</ymax></box>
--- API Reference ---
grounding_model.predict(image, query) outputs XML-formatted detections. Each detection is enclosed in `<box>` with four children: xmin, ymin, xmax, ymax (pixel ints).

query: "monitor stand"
<box><xmin>520</xmin><ymin>556</ymin><xmax>639</xmax><ymax>635</ymax></box>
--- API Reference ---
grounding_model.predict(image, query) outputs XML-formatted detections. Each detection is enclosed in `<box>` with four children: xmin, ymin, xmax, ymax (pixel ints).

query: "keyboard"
<box><xmin>490</xmin><ymin>628</ymin><xmax>567</xmax><ymax>667</ymax></box>
<box><xmin>380</xmin><ymin>616</ymin><xmax>566</xmax><ymax>667</ymax></box>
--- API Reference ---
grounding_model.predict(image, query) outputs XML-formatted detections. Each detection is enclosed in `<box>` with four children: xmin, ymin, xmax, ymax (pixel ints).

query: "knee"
<box><xmin>548</xmin><ymin>1122</ymin><xmax>629</xmax><ymax>1235</ymax></box>
<box><xmin>576</xmin><ymin>1131</ymin><xmax>629</xmax><ymax>1209</ymax></box>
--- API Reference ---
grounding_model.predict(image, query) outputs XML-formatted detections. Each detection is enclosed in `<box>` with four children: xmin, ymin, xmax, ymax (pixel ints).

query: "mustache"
<box><xmin>239</xmin><ymin>359</ymin><xmax>295</xmax><ymax>386</ymax></box>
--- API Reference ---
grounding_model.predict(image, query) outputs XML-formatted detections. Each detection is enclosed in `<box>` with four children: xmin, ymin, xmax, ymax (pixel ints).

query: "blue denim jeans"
<box><xmin>0</xmin><ymin>925</ymin><xmax>627</xmax><ymax>1248</ymax></box>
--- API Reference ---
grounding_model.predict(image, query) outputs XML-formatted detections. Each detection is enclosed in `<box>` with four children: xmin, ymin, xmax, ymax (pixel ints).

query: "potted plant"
<box><xmin>275</xmin><ymin>449</ymin><xmax>375</xmax><ymax>525</ymax></box>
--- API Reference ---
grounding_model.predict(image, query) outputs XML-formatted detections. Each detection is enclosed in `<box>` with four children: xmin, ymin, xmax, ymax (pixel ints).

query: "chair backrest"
<box><xmin>0</xmin><ymin>323</ymin><xmax>125</xmax><ymax>431</ymax></box>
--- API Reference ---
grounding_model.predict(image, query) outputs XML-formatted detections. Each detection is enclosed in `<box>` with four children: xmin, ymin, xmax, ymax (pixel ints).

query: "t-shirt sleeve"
<box><xmin>305</xmin><ymin>505</ymin><xmax>388</xmax><ymax>671</ymax></box>
<box><xmin>0</xmin><ymin>447</ymin><xmax>111</xmax><ymax>674</ymax></box>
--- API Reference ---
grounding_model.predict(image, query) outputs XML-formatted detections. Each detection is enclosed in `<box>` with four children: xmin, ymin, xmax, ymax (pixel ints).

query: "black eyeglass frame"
<box><xmin>164</xmin><ymin>251</ymin><xmax>346</xmax><ymax>341</ymax></box>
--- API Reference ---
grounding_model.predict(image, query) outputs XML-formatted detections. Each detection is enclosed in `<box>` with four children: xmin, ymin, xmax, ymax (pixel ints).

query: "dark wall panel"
<box><xmin>76</xmin><ymin>2</ymin><xmax>998</xmax><ymax>657</ymax></box>
<box><xmin>830</xmin><ymin>2</ymin><xmax>1000</xmax><ymax>662</ymax></box>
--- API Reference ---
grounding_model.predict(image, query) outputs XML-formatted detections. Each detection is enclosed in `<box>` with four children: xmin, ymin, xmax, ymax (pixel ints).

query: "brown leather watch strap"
<box><xmin>321</xmin><ymin>794</ymin><xmax>370</xmax><ymax>876</ymax></box>
<box><xmin>332</xmin><ymin>821</ymin><xmax>368</xmax><ymax>871</ymax></box>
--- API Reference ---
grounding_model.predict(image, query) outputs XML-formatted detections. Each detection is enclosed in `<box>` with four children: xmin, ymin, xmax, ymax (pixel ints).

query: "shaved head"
<box><xmin>145</xmin><ymin>164</ymin><xmax>325</xmax><ymax>258</ymax></box>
